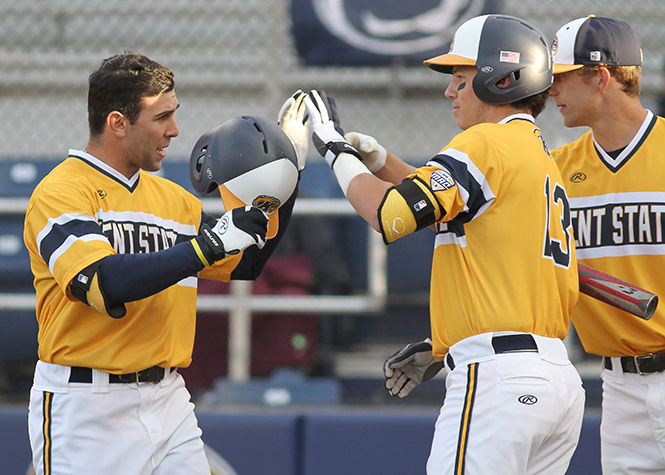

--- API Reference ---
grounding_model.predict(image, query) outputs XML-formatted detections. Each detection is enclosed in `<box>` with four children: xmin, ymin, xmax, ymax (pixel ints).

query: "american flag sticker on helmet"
<box><xmin>430</xmin><ymin>169</ymin><xmax>455</xmax><ymax>191</ymax></box>
<box><xmin>500</xmin><ymin>51</ymin><xmax>520</xmax><ymax>63</ymax></box>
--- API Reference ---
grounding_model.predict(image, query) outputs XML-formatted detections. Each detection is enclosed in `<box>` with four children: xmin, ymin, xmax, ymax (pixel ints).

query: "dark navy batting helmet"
<box><xmin>424</xmin><ymin>14</ymin><xmax>553</xmax><ymax>105</ymax></box>
<box><xmin>189</xmin><ymin>115</ymin><xmax>298</xmax><ymax>215</ymax></box>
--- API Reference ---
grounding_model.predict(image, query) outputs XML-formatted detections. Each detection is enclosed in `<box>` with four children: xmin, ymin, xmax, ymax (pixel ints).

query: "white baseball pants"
<box><xmin>427</xmin><ymin>332</ymin><xmax>585</xmax><ymax>475</ymax></box>
<box><xmin>28</xmin><ymin>361</ymin><xmax>209</xmax><ymax>475</ymax></box>
<box><xmin>601</xmin><ymin>359</ymin><xmax>665</xmax><ymax>474</ymax></box>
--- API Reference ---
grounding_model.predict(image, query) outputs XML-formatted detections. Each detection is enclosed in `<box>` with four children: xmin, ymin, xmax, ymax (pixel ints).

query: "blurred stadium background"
<box><xmin>1</xmin><ymin>1</ymin><xmax>663</xmax><ymax>473</ymax></box>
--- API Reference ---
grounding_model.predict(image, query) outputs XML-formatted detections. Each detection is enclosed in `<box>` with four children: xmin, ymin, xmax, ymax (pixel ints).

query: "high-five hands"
<box><xmin>303</xmin><ymin>89</ymin><xmax>362</xmax><ymax>168</ymax></box>
<box><xmin>277</xmin><ymin>90</ymin><xmax>310</xmax><ymax>171</ymax></box>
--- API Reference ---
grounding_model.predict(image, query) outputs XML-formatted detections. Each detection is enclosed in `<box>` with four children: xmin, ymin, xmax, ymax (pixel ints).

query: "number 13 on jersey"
<box><xmin>543</xmin><ymin>175</ymin><xmax>572</xmax><ymax>268</ymax></box>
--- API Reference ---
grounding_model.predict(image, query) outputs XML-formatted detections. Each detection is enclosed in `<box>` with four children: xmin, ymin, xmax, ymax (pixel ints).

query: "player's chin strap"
<box><xmin>70</xmin><ymin>260</ymin><xmax>127</xmax><ymax>318</ymax></box>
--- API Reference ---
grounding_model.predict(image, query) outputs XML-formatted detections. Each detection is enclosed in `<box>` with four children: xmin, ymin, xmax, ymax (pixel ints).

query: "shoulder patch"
<box><xmin>430</xmin><ymin>169</ymin><xmax>456</xmax><ymax>191</ymax></box>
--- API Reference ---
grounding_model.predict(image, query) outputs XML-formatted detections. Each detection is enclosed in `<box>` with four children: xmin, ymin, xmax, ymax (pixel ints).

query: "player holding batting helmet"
<box><xmin>301</xmin><ymin>14</ymin><xmax>584</xmax><ymax>474</ymax></box>
<box><xmin>190</xmin><ymin>115</ymin><xmax>299</xmax><ymax>236</ymax></box>
<box><xmin>23</xmin><ymin>51</ymin><xmax>303</xmax><ymax>474</ymax></box>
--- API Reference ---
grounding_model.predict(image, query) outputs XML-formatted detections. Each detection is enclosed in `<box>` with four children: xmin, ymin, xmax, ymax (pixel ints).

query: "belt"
<box><xmin>446</xmin><ymin>334</ymin><xmax>538</xmax><ymax>371</ymax></box>
<box><xmin>69</xmin><ymin>366</ymin><xmax>170</xmax><ymax>384</ymax></box>
<box><xmin>603</xmin><ymin>353</ymin><xmax>665</xmax><ymax>375</ymax></box>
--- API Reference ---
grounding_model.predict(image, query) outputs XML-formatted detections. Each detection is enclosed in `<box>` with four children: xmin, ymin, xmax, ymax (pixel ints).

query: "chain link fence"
<box><xmin>1</xmin><ymin>0</ymin><xmax>664</xmax><ymax>162</ymax></box>
<box><xmin>0</xmin><ymin>0</ymin><xmax>663</xmax><ymax>396</ymax></box>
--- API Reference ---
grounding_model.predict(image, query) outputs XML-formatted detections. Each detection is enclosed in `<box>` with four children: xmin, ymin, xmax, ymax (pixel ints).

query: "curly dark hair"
<box><xmin>87</xmin><ymin>51</ymin><xmax>175</xmax><ymax>137</ymax></box>
<box><xmin>510</xmin><ymin>88</ymin><xmax>551</xmax><ymax>118</ymax></box>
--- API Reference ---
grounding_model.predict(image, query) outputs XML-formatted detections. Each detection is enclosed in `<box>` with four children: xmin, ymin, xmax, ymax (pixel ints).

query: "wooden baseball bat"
<box><xmin>578</xmin><ymin>263</ymin><xmax>658</xmax><ymax>320</ymax></box>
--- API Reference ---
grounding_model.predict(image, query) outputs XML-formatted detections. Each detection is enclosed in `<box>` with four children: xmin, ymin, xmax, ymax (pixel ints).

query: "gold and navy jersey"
<box><xmin>554</xmin><ymin>111</ymin><xmax>665</xmax><ymax>356</ymax></box>
<box><xmin>407</xmin><ymin>114</ymin><xmax>578</xmax><ymax>357</ymax></box>
<box><xmin>23</xmin><ymin>150</ymin><xmax>240</xmax><ymax>373</ymax></box>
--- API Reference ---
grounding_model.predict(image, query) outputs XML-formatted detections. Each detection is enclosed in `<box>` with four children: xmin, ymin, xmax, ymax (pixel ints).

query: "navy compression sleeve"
<box><xmin>97</xmin><ymin>237</ymin><xmax>209</xmax><ymax>306</ymax></box>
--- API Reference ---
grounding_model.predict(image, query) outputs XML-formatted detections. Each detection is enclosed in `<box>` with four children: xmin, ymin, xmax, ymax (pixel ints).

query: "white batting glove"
<box><xmin>200</xmin><ymin>206</ymin><xmax>268</xmax><ymax>262</ymax></box>
<box><xmin>277</xmin><ymin>89</ymin><xmax>310</xmax><ymax>171</ymax></box>
<box><xmin>345</xmin><ymin>131</ymin><xmax>387</xmax><ymax>173</ymax></box>
<box><xmin>383</xmin><ymin>338</ymin><xmax>444</xmax><ymax>398</ymax></box>
<box><xmin>303</xmin><ymin>89</ymin><xmax>362</xmax><ymax>168</ymax></box>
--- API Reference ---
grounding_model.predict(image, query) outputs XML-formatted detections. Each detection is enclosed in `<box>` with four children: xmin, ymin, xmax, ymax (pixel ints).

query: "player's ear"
<box><xmin>596</xmin><ymin>66</ymin><xmax>612</xmax><ymax>93</ymax></box>
<box><xmin>107</xmin><ymin>111</ymin><xmax>128</xmax><ymax>138</ymax></box>
<box><xmin>495</xmin><ymin>75</ymin><xmax>512</xmax><ymax>89</ymax></box>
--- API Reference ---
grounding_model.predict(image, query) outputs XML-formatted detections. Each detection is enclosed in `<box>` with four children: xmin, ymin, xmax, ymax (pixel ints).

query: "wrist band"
<box><xmin>333</xmin><ymin>153</ymin><xmax>371</xmax><ymax>195</ymax></box>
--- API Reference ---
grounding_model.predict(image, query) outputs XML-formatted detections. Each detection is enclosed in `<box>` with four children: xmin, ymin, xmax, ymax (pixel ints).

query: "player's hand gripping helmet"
<box><xmin>190</xmin><ymin>115</ymin><xmax>299</xmax><ymax>216</ymax></box>
<box><xmin>424</xmin><ymin>14</ymin><xmax>553</xmax><ymax>104</ymax></box>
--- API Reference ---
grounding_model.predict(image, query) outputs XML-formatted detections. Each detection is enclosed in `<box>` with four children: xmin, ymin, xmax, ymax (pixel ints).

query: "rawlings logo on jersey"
<box><xmin>430</xmin><ymin>169</ymin><xmax>455</xmax><ymax>191</ymax></box>
<box><xmin>570</xmin><ymin>171</ymin><xmax>587</xmax><ymax>183</ymax></box>
<box><xmin>252</xmin><ymin>195</ymin><xmax>281</xmax><ymax>214</ymax></box>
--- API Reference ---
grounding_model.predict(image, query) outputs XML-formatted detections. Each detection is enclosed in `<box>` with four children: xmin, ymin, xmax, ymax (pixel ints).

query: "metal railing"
<box><xmin>0</xmin><ymin>197</ymin><xmax>387</xmax><ymax>381</ymax></box>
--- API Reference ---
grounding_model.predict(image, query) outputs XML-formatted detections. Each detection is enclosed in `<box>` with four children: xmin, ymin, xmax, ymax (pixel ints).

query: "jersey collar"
<box><xmin>498</xmin><ymin>113</ymin><xmax>536</xmax><ymax>125</ymax></box>
<box><xmin>591</xmin><ymin>110</ymin><xmax>656</xmax><ymax>173</ymax></box>
<box><xmin>69</xmin><ymin>149</ymin><xmax>141</xmax><ymax>192</ymax></box>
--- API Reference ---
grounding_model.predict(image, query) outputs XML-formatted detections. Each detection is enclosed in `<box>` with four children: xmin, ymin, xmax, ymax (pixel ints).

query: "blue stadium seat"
<box><xmin>0</xmin><ymin>215</ymin><xmax>33</xmax><ymax>288</ymax></box>
<box><xmin>0</xmin><ymin>311</ymin><xmax>38</xmax><ymax>364</ymax></box>
<box><xmin>0</xmin><ymin>160</ymin><xmax>55</xmax><ymax>197</ymax></box>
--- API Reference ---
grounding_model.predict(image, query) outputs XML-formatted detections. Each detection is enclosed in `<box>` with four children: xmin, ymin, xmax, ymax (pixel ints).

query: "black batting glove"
<box><xmin>303</xmin><ymin>89</ymin><xmax>362</xmax><ymax>168</ymax></box>
<box><xmin>200</xmin><ymin>206</ymin><xmax>268</xmax><ymax>262</ymax></box>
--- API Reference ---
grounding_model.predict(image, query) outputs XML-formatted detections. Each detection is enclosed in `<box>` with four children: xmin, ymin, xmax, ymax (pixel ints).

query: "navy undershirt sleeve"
<box><xmin>97</xmin><ymin>237</ymin><xmax>207</xmax><ymax>306</ymax></box>
<box><xmin>98</xmin><ymin>182</ymin><xmax>299</xmax><ymax>304</ymax></box>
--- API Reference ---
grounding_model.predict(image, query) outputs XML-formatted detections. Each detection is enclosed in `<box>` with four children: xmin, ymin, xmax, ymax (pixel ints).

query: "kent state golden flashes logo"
<box><xmin>252</xmin><ymin>195</ymin><xmax>281</xmax><ymax>214</ymax></box>
<box><xmin>569</xmin><ymin>171</ymin><xmax>587</xmax><ymax>183</ymax></box>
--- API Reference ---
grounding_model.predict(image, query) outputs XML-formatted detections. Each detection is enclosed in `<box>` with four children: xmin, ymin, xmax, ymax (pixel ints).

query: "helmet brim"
<box><xmin>424</xmin><ymin>53</ymin><xmax>476</xmax><ymax>74</ymax></box>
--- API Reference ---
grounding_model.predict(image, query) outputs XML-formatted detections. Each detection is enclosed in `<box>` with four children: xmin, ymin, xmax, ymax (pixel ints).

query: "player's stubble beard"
<box><xmin>124</xmin><ymin>126</ymin><xmax>164</xmax><ymax>174</ymax></box>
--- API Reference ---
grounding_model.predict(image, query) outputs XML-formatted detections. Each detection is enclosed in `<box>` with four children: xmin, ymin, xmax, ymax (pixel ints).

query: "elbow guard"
<box><xmin>378</xmin><ymin>177</ymin><xmax>444</xmax><ymax>244</ymax></box>
<box><xmin>70</xmin><ymin>260</ymin><xmax>126</xmax><ymax>318</ymax></box>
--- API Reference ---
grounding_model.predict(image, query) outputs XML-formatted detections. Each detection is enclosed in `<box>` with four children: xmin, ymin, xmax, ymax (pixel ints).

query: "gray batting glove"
<box><xmin>200</xmin><ymin>206</ymin><xmax>268</xmax><ymax>262</ymax></box>
<box><xmin>383</xmin><ymin>338</ymin><xmax>444</xmax><ymax>398</ymax></box>
<box><xmin>277</xmin><ymin>89</ymin><xmax>310</xmax><ymax>172</ymax></box>
<box><xmin>303</xmin><ymin>89</ymin><xmax>362</xmax><ymax>168</ymax></box>
<box><xmin>345</xmin><ymin>132</ymin><xmax>387</xmax><ymax>173</ymax></box>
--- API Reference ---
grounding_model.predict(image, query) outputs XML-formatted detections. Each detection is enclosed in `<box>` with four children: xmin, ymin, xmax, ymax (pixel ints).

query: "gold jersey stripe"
<box><xmin>42</xmin><ymin>391</ymin><xmax>53</xmax><ymax>475</ymax></box>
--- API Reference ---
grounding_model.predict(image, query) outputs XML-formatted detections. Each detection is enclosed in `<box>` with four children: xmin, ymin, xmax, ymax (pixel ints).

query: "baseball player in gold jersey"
<box><xmin>302</xmin><ymin>14</ymin><xmax>584</xmax><ymax>475</ymax></box>
<box><xmin>24</xmin><ymin>52</ymin><xmax>306</xmax><ymax>474</ymax></box>
<box><xmin>550</xmin><ymin>16</ymin><xmax>665</xmax><ymax>473</ymax></box>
